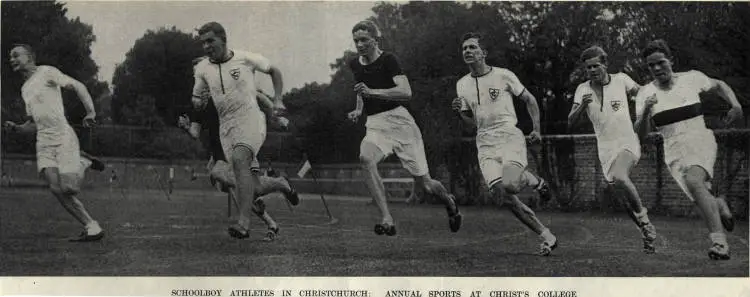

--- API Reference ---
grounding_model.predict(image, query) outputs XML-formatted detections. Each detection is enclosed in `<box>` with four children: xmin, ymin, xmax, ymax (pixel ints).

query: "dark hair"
<box><xmin>351</xmin><ymin>20</ymin><xmax>381</xmax><ymax>40</ymax></box>
<box><xmin>642</xmin><ymin>39</ymin><xmax>672</xmax><ymax>59</ymax></box>
<box><xmin>580</xmin><ymin>45</ymin><xmax>608</xmax><ymax>64</ymax></box>
<box><xmin>461</xmin><ymin>32</ymin><xmax>488</xmax><ymax>51</ymax></box>
<box><xmin>197</xmin><ymin>22</ymin><xmax>227</xmax><ymax>42</ymax></box>
<box><xmin>10</xmin><ymin>43</ymin><xmax>35</xmax><ymax>61</ymax></box>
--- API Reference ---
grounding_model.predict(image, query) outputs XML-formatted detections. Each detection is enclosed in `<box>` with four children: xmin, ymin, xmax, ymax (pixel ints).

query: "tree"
<box><xmin>111</xmin><ymin>27</ymin><xmax>204</xmax><ymax>126</ymax></box>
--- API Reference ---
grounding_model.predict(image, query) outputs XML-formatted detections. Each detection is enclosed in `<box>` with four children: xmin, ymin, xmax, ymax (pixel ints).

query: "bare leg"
<box><xmin>228</xmin><ymin>146</ymin><xmax>260</xmax><ymax>238</ymax></box>
<box><xmin>500</xmin><ymin>163</ymin><xmax>557</xmax><ymax>256</ymax></box>
<box><xmin>683</xmin><ymin>166</ymin><xmax>729</xmax><ymax>259</ymax></box>
<box><xmin>359</xmin><ymin>142</ymin><xmax>394</xmax><ymax>235</ymax></box>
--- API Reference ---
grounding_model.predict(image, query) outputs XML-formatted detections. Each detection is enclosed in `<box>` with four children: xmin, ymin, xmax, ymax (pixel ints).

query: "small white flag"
<box><xmin>297</xmin><ymin>160</ymin><xmax>312</xmax><ymax>178</ymax></box>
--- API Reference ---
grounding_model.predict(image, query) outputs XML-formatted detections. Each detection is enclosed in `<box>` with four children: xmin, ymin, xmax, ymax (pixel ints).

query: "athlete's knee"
<box><xmin>60</xmin><ymin>182</ymin><xmax>80</xmax><ymax>196</ymax></box>
<box><xmin>59</xmin><ymin>175</ymin><xmax>81</xmax><ymax>195</ymax></box>
<box><xmin>359</xmin><ymin>153</ymin><xmax>378</xmax><ymax>169</ymax></box>
<box><xmin>489</xmin><ymin>182</ymin><xmax>507</xmax><ymax>205</ymax></box>
<box><xmin>48</xmin><ymin>183</ymin><xmax>64</xmax><ymax>197</ymax></box>
<box><xmin>230</xmin><ymin>146</ymin><xmax>254</xmax><ymax>170</ymax></box>
<box><xmin>502</xmin><ymin>180</ymin><xmax>522</xmax><ymax>195</ymax></box>
<box><xmin>684</xmin><ymin>169</ymin><xmax>708</xmax><ymax>190</ymax></box>
<box><xmin>610</xmin><ymin>172</ymin><xmax>631</xmax><ymax>187</ymax></box>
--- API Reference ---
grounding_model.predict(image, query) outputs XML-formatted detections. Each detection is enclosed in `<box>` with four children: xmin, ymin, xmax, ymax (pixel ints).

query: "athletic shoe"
<box><xmin>708</xmin><ymin>243</ymin><xmax>730</xmax><ymax>260</ymax></box>
<box><xmin>80</xmin><ymin>151</ymin><xmax>105</xmax><ymax>171</ymax></box>
<box><xmin>264</xmin><ymin>226</ymin><xmax>280</xmax><ymax>242</ymax></box>
<box><xmin>69</xmin><ymin>222</ymin><xmax>104</xmax><ymax>242</ymax></box>
<box><xmin>640</xmin><ymin>222</ymin><xmax>657</xmax><ymax>254</ymax></box>
<box><xmin>374</xmin><ymin>222</ymin><xmax>397</xmax><ymax>236</ymax></box>
<box><xmin>539</xmin><ymin>237</ymin><xmax>558</xmax><ymax>256</ymax></box>
<box><xmin>282</xmin><ymin>176</ymin><xmax>300</xmax><ymax>206</ymax></box>
<box><xmin>228</xmin><ymin>223</ymin><xmax>250</xmax><ymax>239</ymax></box>
<box><xmin>446</xmin><ymin>195</ymin><xmax>462</xmax><ymax>233</ymax></box>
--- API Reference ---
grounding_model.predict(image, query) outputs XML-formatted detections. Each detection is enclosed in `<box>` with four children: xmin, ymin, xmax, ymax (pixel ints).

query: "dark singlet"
<box><xmin>349</xmin><ymin>52</ymin><xmax>407</xmax><ymax>116</ymax></box>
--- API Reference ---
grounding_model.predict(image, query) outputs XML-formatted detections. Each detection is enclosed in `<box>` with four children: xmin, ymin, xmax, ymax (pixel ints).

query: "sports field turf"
<box><xmin>1</xmin><ymin>187</ymin><xmax>747</xmax><ymax>276</ymax></box>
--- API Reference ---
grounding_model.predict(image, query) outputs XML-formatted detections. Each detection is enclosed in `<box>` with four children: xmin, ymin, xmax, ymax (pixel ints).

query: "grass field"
<box><xmin>1</xmin><ymin>187</ymin><xmax>747</xmax><ymax>277</ymax></box>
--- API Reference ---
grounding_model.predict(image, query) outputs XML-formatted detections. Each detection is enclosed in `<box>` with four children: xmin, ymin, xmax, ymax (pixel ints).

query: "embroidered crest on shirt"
<box><xmin>489</xmin><ymin>88</ymin><xmax>500</xmax><ymax>101</ymax></box>
<box><xmin>230</xmin><ymin>68</ymin><xmax>241</xmax><ymax>80</ymax></box>
<box><xmin>611</xmin><ymin>100</ymin><xmax>622</xmax><ymax>111</ymax></box>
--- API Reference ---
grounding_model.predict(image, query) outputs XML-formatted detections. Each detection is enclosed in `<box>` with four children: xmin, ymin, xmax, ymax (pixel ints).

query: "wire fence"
<box><xmin>1</xmin><ymin>125</ymin><xmax>748</xmax><ymax>217</ymax></box>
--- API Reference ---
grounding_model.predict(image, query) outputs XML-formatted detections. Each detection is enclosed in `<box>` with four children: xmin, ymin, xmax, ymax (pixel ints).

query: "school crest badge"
<box><xmin>489</xmin><ymin>88</ymin><xmax>500</xmax><ymax>101</ymax></box>
<box><xmin>230</xmin><ymin>68</ymin><xmax>241</xmax><ymax>80</ymax></box>
<box><xmin>611</xmin><ymin>100</ymin><xmax>622</xmax><ymax>111</ymax></box>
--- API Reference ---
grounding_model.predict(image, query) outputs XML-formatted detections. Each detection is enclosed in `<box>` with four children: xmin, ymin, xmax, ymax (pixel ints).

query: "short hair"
<box><xmin>351</xmin><ymin>20</ymin><xmax>381</xmax><ymax>39</ymax></box>
<box><xmin>197</xmin><ymin>22</ymin><xmax>227</xmax><ymax>42</ymax></box>
<box><xmin>580</xmin><ymin>45</ymin><xmax>608</xmax><ymax>64</ymax></box>
<box><xmin>461</xmin><ymin>32</ymin><xmax>488</xmax><ymax>51</ymax></box>
<box><xmin>10</xmin><ymin>43</ymin><xmax>35</xmax><ymax>61</ymax></box>
<box><xmin>642</xmin><ymin>39</ymin><xmax>672</xmax><ymax>59</ymax></box>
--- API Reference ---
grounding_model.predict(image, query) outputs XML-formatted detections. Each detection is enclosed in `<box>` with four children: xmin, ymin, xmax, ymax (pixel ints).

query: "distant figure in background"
<box><xmin>3</xmin><ymin>44</ymin><xmax>106</xmax><ymax>242</ymax></box>
<box><xmin>634</xmin><ymin>39</ymin><xmax>743</xmax><ymax>260</ymax></box>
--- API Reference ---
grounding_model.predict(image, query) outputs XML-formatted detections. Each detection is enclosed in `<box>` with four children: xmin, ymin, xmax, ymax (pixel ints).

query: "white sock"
<box><xmin>86</xmin><ymin>221</ymin><xmax>102</xmax><ymax>234</ymax></box>
<box><xmin>635</xmin><ymin>209</ymin><xmax>650</xmax><ymax>224</ymax></box>
<box><xmin>540</xmin><ymin>228</ymin><xmax>555</xmax><ymax>242</ymax></box>
<box><xmin>709</xmin><ymin>232</ymin><xmax>727</xmax><ymax>246</ymax></box>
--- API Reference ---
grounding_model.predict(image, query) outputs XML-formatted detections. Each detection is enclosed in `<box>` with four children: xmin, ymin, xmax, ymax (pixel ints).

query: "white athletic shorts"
<box><xmin>476</xmin><ymin>129</ymin><xmax>528</xmax><ymax>187</ymax></box>
<box><xmin>219</xmin><ymin>111</ymin><xmax>266</xmax><ymax>165</ymax></box>
<box><xmin>362</xmin><ymin>106</ymin><xmax>429</xmax><ymax>177</ymax></box>
<box><xmin>598</xmin><ymin>136</ymin><xmax>641</xmax><ymax>182</ymax></box>
<box><xmin>663</xmin><ymin>130</ymin><xmax>717</xmax><ymax>201</ymax></box>
<box><xmin>36</xmin><ymin>128</ymin><xmax>82</xmax><ymax>175</ymax></box>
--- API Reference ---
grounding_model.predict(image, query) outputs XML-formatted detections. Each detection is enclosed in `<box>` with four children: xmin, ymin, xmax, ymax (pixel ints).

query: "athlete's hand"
<box><xmin>354</xmin><ymin>82</ymin><xmax>374</xmax><ymax>97</ymax></box>
<box><xmin>528</xmin><ymin>130</ymin><xmax>542</xmax><ymax>144</ymax></box>
<box><xmin>347</xmin><ymin>109</ymin><xmax>362</xmax><ymax>123</ymax></box>
<box><xmin>272</xmin><ymin>99</ymin><xmax>288</xmax><ymax>117</ymax></box>
<box><xmin>2</xmin><ymin>121</ymin><xmax>17</xmax><ymax>132</ymax></box>
<box><xmin>724</xmin><ymin>105</ymin><xmax>744</xmax><ymax>126</ymax></box>
<box><xmin>177</xmin><ymin>114</ymin><xmax>191</xmax><ymax>130</ymax></box>
<box><xmin>83</xmin><ymin>113</ymin><xmax>97</xmax><ymax>128</ymax></box>
<box><xmin>275</xmin><ymin>116</ymin><xmax>290</xmax><ymax>130</ymax></box>
<box><xmin>451</xmin><ymin>97</ymin><xmax>465</xmax><ymax>113</ymax></box>
<box><xmin>581</xmin><ymin>94</ymin><xmax>594</xmax><ymax>105</ymax></box>
<box><xmin>644</xmin><ymin>94</ymin><xmax>658</xmax><ymax>109</ymax></box>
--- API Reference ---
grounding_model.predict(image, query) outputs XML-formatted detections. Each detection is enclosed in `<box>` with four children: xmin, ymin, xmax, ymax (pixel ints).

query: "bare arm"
<box><xmin>635</xmin><ymin>97</ymin><xmax>655</xmax><ymax>142</ymax></box>
<box><xmin>567</xmin><ymin>102</ymin><xmax>588</xmax><ymax>131</ymax></box>
<box><xmin>266</xmin><ymin>65</ymin><xmax>284</xmax><ymax>103</ymax></box>
<box><xmin>60</xmin><ymin>79</ymin><xmax>95</xmax><ymax>116</ymax></box>
<box><xmin>357</xmin><ymin>75</ymin><xmax>412</xmax><ymax>102</ymax></box>
<box><xmin>458</xmin><ymin>111</ymin><xmax>476</xmax><ymax>131</ymax></box>
<box><xmin>354</xmin><ymin>93</ymin><xmax>364</xmax><ymax>112</ymax></box>
<box><xmin>707</xmin><ymin>79</ymin><xmax>743</xmax><ymax>110</ymax></box>
<box><xmin>519</xmin><ymin>90</ymin><xmax>541</xmax><ymax>134</ymax></box>
<box><xmin>4</xmin><ymin>119</ymin><xmax>37</xmax><ymax>134</ymax></box>
<box><xmin>256</xmin><ymin>90</ymin><xmax>274</xmax><ymax>116</ymax></box>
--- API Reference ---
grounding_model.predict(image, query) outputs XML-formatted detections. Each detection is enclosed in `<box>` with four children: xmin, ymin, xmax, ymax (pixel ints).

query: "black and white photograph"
<box><xmin>1</xmin><ymin>0</ymin><xmax>748</xmax><ymax>288</ymax></box>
